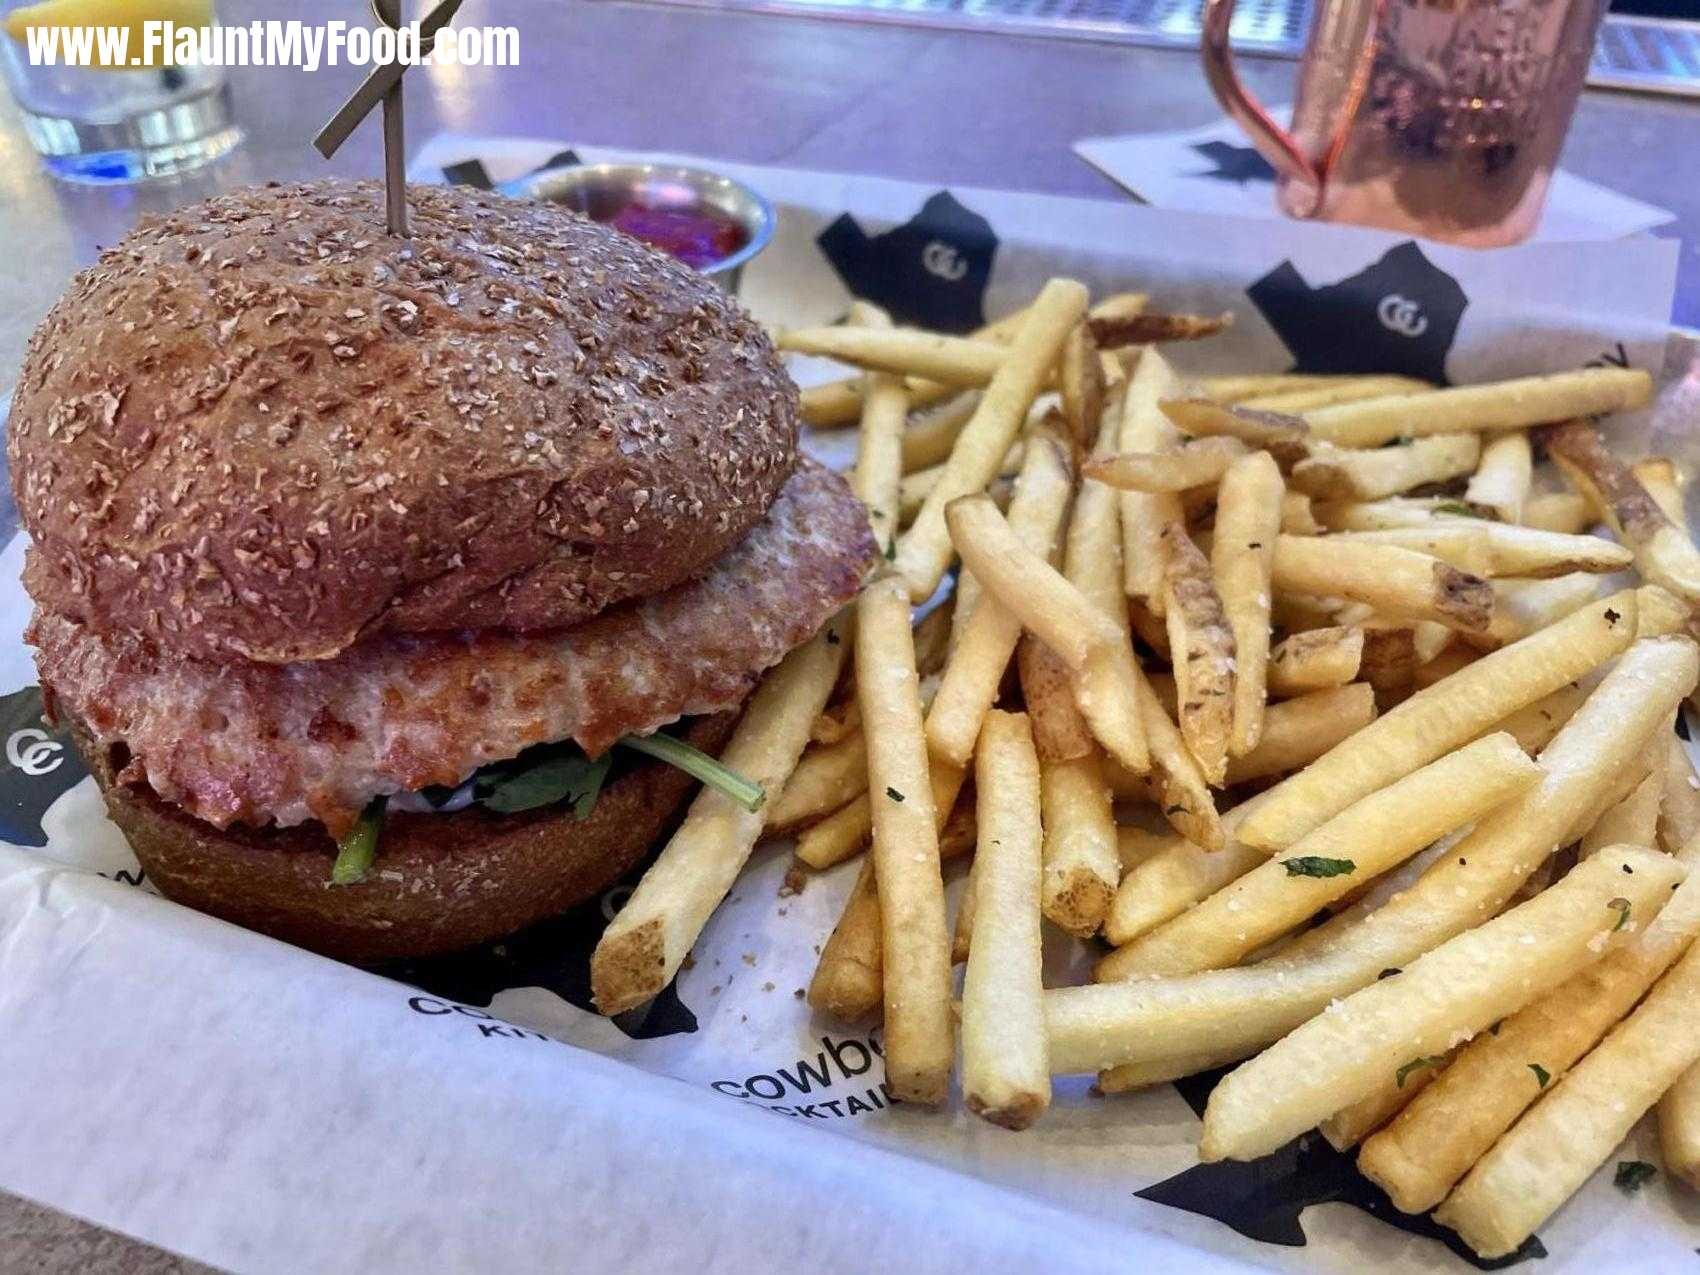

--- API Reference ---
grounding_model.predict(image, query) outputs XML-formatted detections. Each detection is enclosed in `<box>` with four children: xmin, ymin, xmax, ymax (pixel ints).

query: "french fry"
<box><xmin>951</xmin><ymin>847</ymin><xmax>979</xmax><ymax>966</ymax></box>
<box><xmin>1088</xmin><ymin>309</ymin><xmax>1232</xmax><ymax>347</ymax></box>
<box><xmin>1125</xmin><ymin>598</ymin><xmax>1172</xmax><ymax>660</ymax></box>
<box><xmin>1107</xmin><ymin>734</ymin><xmax>1539</xmax><ymax>979</ymax></box>
<box><xmin>1243</xmin><ymin>592</ymin><xmax>1640</xmax><ymax>851</ymax></box>
<box><xmin>1132</xmin><ymin>669</ymin><xmax>1225</xmax><ymax>849</ymax></box>
<box><xmin>898</xmin><ymin>442</ymin><xmax>1025</xmax><ymax>524</ymax></box>
<box><xmin>1158</xmin><ymin>398</ymin><xmax>1311</xmax><ymax>467</ymax></box>
<box><xmin>1487</xmin><ymin>682</ymin><xmax>1587</xmax><ymax>755</ymax></box>
<box><xmin>1199</xmin><ymin>846</ymin><xmax>1683</xmax><ymax>1161</ymax></box>
<box><xmin>1302</xmin><ymin>366</ymin><xmax>1653</xmax><ymax>448</ymax></box>
<box><xmin>962</xmin><ymin>711</ymin><xmax>1050</xmax><ymax>1129</ymax></box>
<box><xmin>1410</xmin><ymin>620</ymin><xmax>1452</xmax><ymax>665</ymax></box>
<box><xmin>1470</xmin><ymin>572</ymin><xmax>1602</xmax><ymax>649</ymax></box>
<box><xmin>925</xmin><ymin>437</ymin><xmax>1074</xmax><ymax>768</ymax></box>
<box><xmin>1119</xmin><ymin>348</ymin><xmax>1185</xmax><ymax>610</ymax></box>
<box><xmin>1281</xmin><ymin>491</ymin><xmax>1321</xmax><ymax>534</ymax></box>
<box><xmin>1086</xmin><ymin>291</ymin><xmax>1151</xmax><ymax>325</ymax></box>
<box><xmin>912</xmin><ymin>601</ymin><xmax>954</xmax><ymax>677</ymax></box>
<box><xmin>1058</xmin><ymin>322</ymin><xmax>1105</xmax><ymax>454</ymax></box>
<box><xmin>1115</xmin><ymin>823</ymin><xmax>1168</xmax><ymax>874</ymax></box>
<box><xmin>1289</xmin><ymin>434</ymin><xmax>1482</xmax><ymax>501</ymax></box>
<box><xmin>1661</xmin><ymin>1060</ymin><xmax>1700</xmax><ymax>1192</ymax></box>
<box><xmin>778</xmin><ymin>326</ymin><xmax>1006</xmax><ymax>387</ymax></box>
<box><xmin>1267</xmin><ymin>626</ymin><xmax>1364</xmax><ymax>697</ymax></box>
<box><xmin>1633</xmin><ymin>456</ymin><xmax>1686</xmax><ymax>525</ymax></box>
<box><xmin>1356</xmin><ymin>622</ymin><xmax>1418</xmax><ymax>706</ymax></box>
<box><xmin>1660</xmin><ymin>733</ymin><xmax>1700</xmax><ymax>856</ymax></box>
<box><xmin>1464</xmin><ymin>430</ymin><xmax>1532</xmax><ymax>523</ymax></box>
<box><xmin>1361</xmin><ymin>840</ymin><xmax>1700</xmax><ymax>1215</ymax></box>
<box><xmin>1200</xmin><ymin>373</ymin><xmax>1349</xmax><ymax>405</ymax></box>
<box><xmin>1064</xmin><ymin>405</ymin><xmax>1151</xmax><ymax>775</ymax></box>
<box><xmin>895</xmin><ymin>278</ymin><xmax>1089</xmax><ymax>600</ymax></box>
<box><xmin>1240</xmin><ymin>376</ymin><xmax>1433</xmax><ymax>414</ymax></box>
<box><xmin>1314</xmin><ymin>495</ymin><xmax>1484</xmax><ymax>532</ymax></box>
<box><xmin>1040</xmin><ymin>751</ymin><xmax>1119</xmax><ymax>937</ymax></box>
<box><xmin>1223</xmin><ymin>683</ymin><xmax>1377</xmax><ymax>785</ymax></box>
<box><xmin>807</xmin><ymin>856</ymin><xmax>883</xmax><ymax>1020</ymax></box>
<box><xmin>900</xmin><ymin>393</ymin><xmax>979</xmax><ymax>473</ymax></box>
<box><xmin>1543</xmin><ymin>420</ymin><xmax>1700</xmax><ymax>603</ymax></box>
<box><xmin>1086</xmin><ymin>437</ymin><xmax>1248</xmax><ymax>493</ymax></box>
<box><xmin>1163</xmin><ymin>522</ymin><xmax>1236</xmax><ymax>784</ymax></box>
<box><xmin>794</xmin><ymin>793</ymin><xmax>872</xmax><ymax>871</ymax></box>
<box><xmin>855</xmin><ymin>577</ymin><xmax>954</xmax><ymax>1103</ymax></box>
<box><xmin>1272</xmin><ymin>535</ymin><xmax>1493</xmax><ymax>632</ymax></box>
<box><xmin>592</xmin><ymin>614</ymin><xmax>849</xmax><ymax>1013</ymax></box>
<box><xmin>1413</xmin><ymin>640</ymin><xmax>1474</xmax><ymax>689</ymax></box>
<box><xmin>1330</xmin><ymin>523</ymin><xmax>1632</xmax><ymax>578</ymax></box>
<box><xmin>1636</xmin><ymin>581</ymin><xmax>1697</xmax><ymax>641</ymax></box>
<box><xmin>1435</xmin><ymin>930</ymin><xmax>1700</xmax><ymax>1259</ymax></box>
<box><xmin>846</xmin><ymin>302</ymin><xmax>910</xmax><ymax>551</ymax></box>
<box><xmin>811</xmin><ymin>700</ymin><xmax>860</xmax><ymax>746</ymax></box>
<box><xmin>1579</xmin><ymin>768</ymin><xmax>1663</xmax><ymax>856</ymax></box>
<box><xmin>768</xmin><ymin>733</ymin><xmax>868</xmax><ymax>831</ymax></box>
<box><xmin>1046</xmin><ymin>636</ymin><xmax>1696</xmax><ymax>1071</ymax></box>
<box><xmin>1320</xmin><ymin>1052</ymin><xmax>1450</xmax><ymax>1152</ymax></box>
<box><xmin>1213</xmin><ymin>451</ymin><xmax>1284</xmax><ymax>756</ymax></box>
<box><xmin>1520</xmin><ymin>490</ymin><xmax>1593</xmax><ymax>534</ymax></box>
<box><xmin>1100</xmin><ymin>799</ymin><xmax>1265</xmax><ymax>950</ymax></box>
<box><xmin>1096</xmin><ymin>1046</ymin><xmax>1256</xmax><ymax>1094</ymax></box>
<box><xmin>1017</xmin><ymin>636</ymin><xmax>1095</xmax><ymax>763</ymax></box>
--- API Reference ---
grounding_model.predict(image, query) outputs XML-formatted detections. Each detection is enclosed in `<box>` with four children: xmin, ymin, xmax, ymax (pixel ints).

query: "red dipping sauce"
<box><xmin>607</xmin><ymin>201</ymin><xmax>749</xmax><ymax>270</ymax></box>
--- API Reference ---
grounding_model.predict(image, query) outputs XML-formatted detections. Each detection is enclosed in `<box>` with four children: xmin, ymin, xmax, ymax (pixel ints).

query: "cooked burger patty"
<box><xmin>33</xmin><ymin>459</ymin><xmax>873</xmax><ymax>837</ymax></box>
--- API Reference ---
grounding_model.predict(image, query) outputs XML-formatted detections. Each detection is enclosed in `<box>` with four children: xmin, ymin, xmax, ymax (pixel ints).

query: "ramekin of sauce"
<box><xmin>498</xmin><ymin>162</ymin><xmax>775</xmax><ymax>292</ymax></box>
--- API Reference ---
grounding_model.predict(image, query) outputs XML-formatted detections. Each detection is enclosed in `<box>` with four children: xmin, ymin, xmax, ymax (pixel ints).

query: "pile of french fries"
<box><xmin>591</xmin><ymin>278</ymin><xmax>1700</xmax><ymax>1260</ymax></box>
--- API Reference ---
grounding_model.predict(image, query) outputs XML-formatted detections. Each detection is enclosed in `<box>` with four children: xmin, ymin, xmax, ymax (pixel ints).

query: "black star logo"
<box><xmin>1192</xmin><ymin>141</ymin><xmax>1278</xmax><ymax>186</ymax></box>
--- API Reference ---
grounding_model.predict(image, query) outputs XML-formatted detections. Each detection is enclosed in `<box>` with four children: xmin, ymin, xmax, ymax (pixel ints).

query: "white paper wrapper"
<box><xmin>0</xmin><ymin>141</ymin><xmax>1693</xmax><ymax>1274</ymax></box>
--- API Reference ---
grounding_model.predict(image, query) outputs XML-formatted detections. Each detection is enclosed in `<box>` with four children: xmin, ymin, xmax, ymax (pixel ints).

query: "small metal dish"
<box><xmin>498</xmin><ymin>161</ymin><xmax>776</xmax><ymax>293</ymax></box>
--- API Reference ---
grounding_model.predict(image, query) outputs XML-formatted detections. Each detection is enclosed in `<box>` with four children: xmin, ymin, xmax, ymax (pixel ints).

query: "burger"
<box><xmin>8</xmin><ymin>179</ymin><xmax>875</xmax><ymax>963</ymax></box>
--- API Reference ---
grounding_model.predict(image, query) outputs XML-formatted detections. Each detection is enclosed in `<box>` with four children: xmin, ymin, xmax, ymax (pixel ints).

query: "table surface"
<box><xmin>2</xmin><ymin>0</ymin><xmax>1698</xmax><ymax>1268</ymax></box>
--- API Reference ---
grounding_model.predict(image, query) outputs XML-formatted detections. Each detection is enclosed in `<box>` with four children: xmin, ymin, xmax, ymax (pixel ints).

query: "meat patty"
<box><xmin>31</xmin><ymin>460</ymin><xmax>874</xmax><ymax>837</ymax></box>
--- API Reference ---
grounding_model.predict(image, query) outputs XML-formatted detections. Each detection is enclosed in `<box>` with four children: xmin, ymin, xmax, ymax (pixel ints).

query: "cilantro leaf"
<box><xmin>1433</xmin><ymin>500</ymin><xmax>1492</xmax><ymax>520</ymax></box>
<box><xmin>1529</xmin><ymin>1062</ymin><xmax>1551</xmax><ymax>1088</ymax></box>
<box><xmin>479</xmin><ymin>748</ymin><xmax>612</xmax><ymax>816</ymax></box>
<box><xmin>1614</xmin><ymin>1160</ymin><xmax>1658</xmax><ymax>1194</ymax></box>
<box><xmin>1395</xmin><ymin>1055</ymin><xmax>1445</xmax><ymax>1088</ymax></box>
<box><xmin>1283</xmin><ymin>856</ymin><xmax>1356</xmax><ymax>879</ymax></box>
<box><xmin>1609</xmin><ymin>896</ymin><xmax>1633</xmax><ymax>932</ymax></box>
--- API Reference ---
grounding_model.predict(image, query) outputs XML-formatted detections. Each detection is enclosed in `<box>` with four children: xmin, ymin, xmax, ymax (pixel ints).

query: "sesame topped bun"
<box><xmin>8</xmin><ymin>179</ymin><xmax>798</xmax><ymax>665</ymax></box>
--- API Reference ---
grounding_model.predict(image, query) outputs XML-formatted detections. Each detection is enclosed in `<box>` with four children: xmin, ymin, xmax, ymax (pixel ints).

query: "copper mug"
<box><xmin>1203</xmin><ymin>0</ymin><xmax>1608</xmax><ymax>246</ymax></box>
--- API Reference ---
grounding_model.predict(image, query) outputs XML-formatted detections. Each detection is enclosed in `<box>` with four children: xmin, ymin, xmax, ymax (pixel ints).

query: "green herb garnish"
<box><xmin>1609</xmin><ymin>896</ymin><xmax>1633</xmax><ymax>932</ymax></box>
<box><xmin>480</xmin><ymin>749</ymin><xmax>612</xmax><ymax>817</ymax></box>
<box><xmin>1283</xmin><ymin>856</ymin><xmax>1356</xmax><ymax>879</ymax></box>
<box><xmin>1529</xmin><ymin>1062</ymin><xmax>1551</xmax><ymax>1088</ymax></box>
<box><xmin>1395</xmin><ymin>1055</ymin><xmax>1445</xmax><ymax>1088</ymax></box>
<box><xmin>1614</xmin><ymin>1160</ymin><xmax>1658</xmax><ymax>1194</ymax></box>
<box><xmin>620</xmin><ymin>731</ymin><xmax>765</xmax><ymax>812</ymax></box>
<box><xmin>330</xmin><ymin>799</ymin><xmax>386</xmax><ymax>885</ymax></box>
<box><xmin>886</xmin><ymin>786</ymin><xmax>906</xmax><ymax>803</ymax></box>
<box><xmin>1433</xmin><ymin>500</ymin><xmax>1492</xmax><ymax>520</ymax></box>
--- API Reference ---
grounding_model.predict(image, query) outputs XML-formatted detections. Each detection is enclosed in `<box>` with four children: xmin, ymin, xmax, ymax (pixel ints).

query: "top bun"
<box><xmin>9</xmin><ymin>180</ymin><xmax>797</xmax><ymax>664</ymax></box>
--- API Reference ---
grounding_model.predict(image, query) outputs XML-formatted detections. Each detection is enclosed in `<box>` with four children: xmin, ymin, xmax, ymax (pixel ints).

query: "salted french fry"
<box><xmin>811</xmin><ymin>700</ymin><xmax>860</xmax><ymax>747</ymax></box>
<box><xmin>1662</xmin><ymin>1061</ymin><xmax>1700</xmax><ymax>1192</ymax></box>
<box><xmin>925</xmin><ymin>437</ymin><xmax>1074</xmax><ymax>767</ymax></box>
<box><xmin>855</xmin><ymin>578</ymin><xmax>954</xmax><ymax>1102</ymax></box>
<box><xmin>1544</xmin><ymin>420</ymin><xmax>1700</xmax><ymax>603</ymax></box>
<box><xmin>895</xmin><ymin>278</ymin><xmax>1089</xmax><ymax>600</ymax></box>
<box><xmin>1097</xmin><ymin>1046</ymin><xmax>1256</xmax><ymax>1094</ymax></box>
<box><xmin>1086</xmin><ymin>437</ymin><xmax>1247</xmax><ymax>493</ymax></box>
<box><xmin>1224</xmin><ymin>683</ymin><xmax>1377</xmax><ymax>785</ymax></box>
<box><xmin>1314</xmin><ymin>495</ymin><xmax>1484</xmax><ymax>531</ymax></box>
<box><xmin>1240</xmin><ymin>376</ymin><xmax>1433</xmax><ymax>414</ymax></box>
<box><xmin>1064</xmin><ymin>404</ymin><xmax>1151</xmax><ymax>775</ymax></box>
<box><xmin>1086</xmin><ymin>291</ymin><xmax>1150</xmax><ymax>325</ymax></box>
<box><xmin>1633</xmin><ymin>456</ymin><xmax>1686</xmax><ymax>525</ymax></box>
<box><xmin>1089</xmin><ymin>309</ymin><xmax>1232</xmax><ymax>347</ymax></box>
<box><xmin>1487</xmin><ymin>682</ymin><xmax>1587</xmax><ymax>755</ymax></box>
<box><xmin>1119</xmin><ymin>349</ymin><xmax>1185</xmax><ymax>611</ymax></box>
<box><xmin>1290</xmin><ymin>434</ymin><xmax>1482</xmax><ymax>501</ymax></box>
<box><xmin>1125</xmin><ymin>597</ymin><xmax>1172</xmax><ymax>660</ymax></box>
<box><xmin>1414</xmin><ymin>640</ymin><xmax>1474</xmax><ymax>689</ymax></box>
<box><xmin>1267</xmin><ymin>626</ymin><xmax>1364</xmax><ymax>697</ymax></box>
<box><xmin>1410</xmin><ymin>620</ymin><xmax>1452</xmax><ymax>665</ymax></box>
<box><xmin>807</xmin><ymin>856</ymin><xmax>883</xmax><ymax>1019</ymax></box>
<box><xmin>778</xmin><ymin>326</ymin><xmax>1006</xmax><ymax>387</ymax></box>
<box><xmin>1520</xmin><ymin>490</ymin><xmax>1594</xmax><ymax>534</ymax></box>
<box><xmin>1199</xmin><ymin>846</ymin><xmax>1683</xmax><ymax>1161</ymax></box>
<box><xmin>1321</xmin><ymin>1052</ymin><xmax>1451</xmax><ymax>1152</ymax></box>
<box><xmin>1211</xmin><ymin>451</ymin><xmax>1285</xmax><ymax>757</ymax></box>
<box><xmin>1470</xmin><ymin>572</ymin><xmax>1603</xmax><ymax>649</ymax></box>
<box><xmin>1162</xmin><ymin>522</ymin><xmax>1236</xmax><ymax>785</ymax></box>
<box><xmin>592</xmin><ymin>614</ymin><xmax>849</xmax><ymax>1014</ymax></box>
<box><xmin>1660</xmin><ymin>733</ymin><xmax>1700</xmax><ymax>856</ymax></box>
<box><xmin>1281</xmin><ymin>491</ymin><xmax>1321</xmax><ymax>534</ymax></box>
<box><xmin>1058</xmin><ymin>322</ymin><xmax>1105</xmax><ymax>454</ymax></box>
<box><xmin>794</xmin><ymin>793</ymin><xmax>872</xmax><ymax>871</ymax></box>
<box><xmin>1436</xmin><ymin>930</ymin><xmax>1700</xmax><ymax>1259</ymax></box>
<box><xmin>1201</xmin><ymin>373</ymin><xmax>1348</xmax><ymax>405</ymax></box>
<box><xmin>1465</xmin><ymin>430</ymin><xmax>1532</xmax><ymax>523</ymax></box>
<box><xmin>900</xmin><ymin>393</ymin><xmax>980</xmax><ymax>473</ymax></box>
<box><xmin>1017</xmin><ymin>636</ymin><xmax>1095</xmax><ymax>763</ymax></box>
<box><xmin>1240</xmin><ymin>592</ymin><xmax>1642</xmax><ymax>851</ymax></box>
<box><xmin>1158</xmin><ymin>398</ymin><xmax>1311</xmax><ymax>467</ymax></box>
<box><xmin>898</xmin><ymin>442</ymin><xmax>1024</xmax><ymax>524</ymax></box>
<box><xmin>846</xmin><ymin>302</ymin><xmax>910</xmax><ymax>550</ymax></box>
<box><xmin>1362</xmin><ymin>839</ymin><xmax>1700</xmax><ymax>1215</ymax></box>
<box><xmin>1580</xmin><ymin>768</ymin><xmax>1663</xmax><ymax>856</ymax></box>
<box><xmin>912</xmin><ymin>601</ymin><xmax>954</xmax><ymax>677</ymax></box>
<box><xmin>1107</xmin><ymin>733</ymin><xmax>1540</xmax><ymax>979</ymax></box>
<box><xmin>1330</xmin><ymin>523</ymin><xmax>1632</xmax><ymax>578</ymax></box>
<box><xmin>1100</xmin><ymin>800</ymin><xmax>1265</xmax><ymax>950</ymax></box>
<box><xmin>1039</xmin><ymin>751</ymin><xmax>1119</xmax><ymax>938</ymax></box>
<box><xmin>1132</xmin><ymin>669</ymin><xmax>1224</xmax><ymax>849</ymax></box>
<box><xmin>1302</xmin><ymin>366</ymin><xmax>1652</xmax><ymax>448</ymax></box>
<box><xmin>768</xmin><ymin>733</ymin><xmax>868</xmax><ymax>831</ymax></box>
<box><xmin>1636</xmin><ymin>582</ymin><xmax>1697</xmax><ymax>641</ymax></box>
<box><xmin>962</xmin><ymin>711</ymin><xmax>1050</xmax><ymax>1129</ymax></box>
<box><xmin>1046</xmin><ymin>636</ymin><xmax>1696</xmax><ymax>1071</ymax></box>
<box><xmin>951</xmin><ymin>848</ymin><xmax>979</xmax><ymax>967</ymax></box>
<box><xmin>1115</xmin><ymin>823</ymin><xmax>1167</xmax><ymax>874</ymax></box>
<box><xmin>1272</xmin><ymin>535</ymin><xmax>1493</xmax><ymax>632</ymax></box>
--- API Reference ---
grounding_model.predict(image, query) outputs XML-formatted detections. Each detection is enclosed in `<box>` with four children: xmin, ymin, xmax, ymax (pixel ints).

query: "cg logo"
<box><xmin>920</xmin><ymin>240</ymin><xmax>968</xmax><ymax>283</ymax></box>
<box><xmin>6</xmin><ymin>728</ymin><xmax>63</xmax><ymax>776</ymax></box>
<box><xmin>1377</xmin><ymin>293</ymin><xmax>1429</xmax><ymax>338</ymax></box>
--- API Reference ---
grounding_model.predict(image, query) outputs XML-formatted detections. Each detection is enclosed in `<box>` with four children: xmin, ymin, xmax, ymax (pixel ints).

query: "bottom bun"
<box><xmin>72</xmin><ymin>712</ymin><xmax>737</xmax><ymax>964</ymax></box>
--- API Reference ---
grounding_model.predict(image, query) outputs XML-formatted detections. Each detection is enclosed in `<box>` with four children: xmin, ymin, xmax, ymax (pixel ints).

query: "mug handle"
<box><xmin>1200</xmin><ymin>0</ymin><xmax>1325</xmax><ymax>214</ymax></box>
